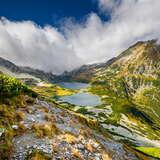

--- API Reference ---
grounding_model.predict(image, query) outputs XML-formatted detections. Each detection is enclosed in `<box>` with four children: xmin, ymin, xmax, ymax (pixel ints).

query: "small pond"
<box><xmin>57</xmin><ymin>82</ymin><xmax>101</xmax><ymax>106</ymax></box>
<box><xmin>59</xmin><ymin>92</ymin><xmax>101</xmax><ymax>107</ymax></box>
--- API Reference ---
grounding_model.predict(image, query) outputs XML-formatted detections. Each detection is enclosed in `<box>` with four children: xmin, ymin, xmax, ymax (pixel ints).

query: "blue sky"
<box><xmin>0</xmin><ymin>0</ymin><xmax>159</xmax><ymax>74</ymax></box>
<box><xmin>0</xmin><ymin>0</ymin><xmax>105</xmax><ymax>26</ymax></box>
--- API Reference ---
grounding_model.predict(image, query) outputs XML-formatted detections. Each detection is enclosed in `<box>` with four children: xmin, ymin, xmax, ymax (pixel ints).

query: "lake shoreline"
<box><xmin>56</xmin><ymin>82</ymin><xmax>102</xmax><ymax>107</ymax></box>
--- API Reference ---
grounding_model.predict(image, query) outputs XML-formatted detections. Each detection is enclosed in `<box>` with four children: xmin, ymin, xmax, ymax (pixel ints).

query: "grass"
<box><xmin>72</xmin><ymin>148</ymin><xmax>83</xmax><ymax>159</ymax></box>
<box><xmin>0</xmin><ymin>94</ymin><xmax>36</xmax><ymax>159</ymax></box>
<box><xmin>56</xmin><ymin>86</ymin><xmax>75</xmax><ymax>96</ymax></box>
<box><xmin>85</xmin><ymin>143</ymin><xmax>94</xmax><ymax>152</ymax></box>
<box><xmin>0</xmin><ymin>74</ymin><xmax>38</xmax><ymax>159</ymax></box>
<box><xmin>26</xmin><ymin>150</ymin><xmax>52</xmax><ymax>160</ymax></box>
<box><xmin>135</xmin><ymin>147</ymin><xmax>160</xmax><ymax>159</ymax></box>
<box><xmin>59</xmin><ymin>133</ymin><xmax>77</xmax><ymax>144</ymax></box>
<box><xmin>32</xmin><ymin>83</ymin><xmax>75</xmax><ymax>99</ymax></box>
<box><xmin>31</xmin><ymin>122</ymin><xmax>58</xmax><ymax>138</ymax></box>
<box><xmin>0</xmin><ymin>74</ymin><xmax>37</xmax><ymax>101</ymax></box>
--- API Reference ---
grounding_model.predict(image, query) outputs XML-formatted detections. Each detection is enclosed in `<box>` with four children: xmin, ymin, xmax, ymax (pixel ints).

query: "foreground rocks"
<box><xmin>10</xmin><ymin>99</ymin><xmax>143</xmax><ymax>160</ymax></box>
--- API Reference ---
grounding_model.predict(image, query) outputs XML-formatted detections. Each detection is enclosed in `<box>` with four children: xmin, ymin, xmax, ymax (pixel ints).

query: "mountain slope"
<box><xmin>0</xmin><ymin>57</ymin><xmax>55</xmax><ymax>83</ymax></box>
<box><xmin>50</xmin><ymin>39</ymin><xmax>160</xmax><ymax>158</ymax></box>
<box><xmin>87</xmin><ymin>40</ymin><xmax>160</xmax><ymax>145</ymax></box>
<box><xmin>0</xmin><ymin>74</ymin><xmax>149</xmax><ymax>160</ymax></box>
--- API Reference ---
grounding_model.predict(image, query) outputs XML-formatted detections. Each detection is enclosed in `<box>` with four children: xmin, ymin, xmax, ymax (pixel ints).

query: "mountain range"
<box><xmin>0</xmin><ymin>39</ymin><xmax>160</xmax><ymax>159</ymax></box>
<box><xmin>0</xmin><ymin>57</ymin><xmax>55</xmax><ymax>83</ymax></box>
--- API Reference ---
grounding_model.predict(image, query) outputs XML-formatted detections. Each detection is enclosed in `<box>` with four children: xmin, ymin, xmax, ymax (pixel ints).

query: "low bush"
<box><xmin>0</xmin><ymin>74</ymin><xmax>37</xmax><ymax>102</ymax></box>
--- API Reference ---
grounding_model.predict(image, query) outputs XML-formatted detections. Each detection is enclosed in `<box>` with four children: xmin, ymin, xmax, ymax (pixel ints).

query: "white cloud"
<box><xmin>0</xmin><ymin>18</ymin><xmax>83</xmax><ymax>74</ymax></box>
<box><xmin>0</xmin><ymin>0</ymin><xmax>160</xmax><ymax>74</ymax></box>
<box><xmin>65</xmin><ymin>0</ymin><xmax>160</xmax><ymax>64</ymax></box>
<box><xmin>98</xmin><ymin>0</ymin><xmax>121</xmax><ymax>13</ymax></box>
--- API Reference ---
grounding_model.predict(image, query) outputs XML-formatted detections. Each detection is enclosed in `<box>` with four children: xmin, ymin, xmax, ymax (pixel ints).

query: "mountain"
<box><xmin>55</xmin><ymin>57</ymin><xmax>117</xmax><ymax>83</ymax></box>
<box><xmin>88</xmin><ymin>40</ymin><xmax>160</xmax><ymax>146</ymax></box>
<box><xmin>55</xmin><ymin>40</ymin><xmax>160</xmax><ymax>158</ymax></box>
<box><xmin>0</xmin><ymin>57</ymin><xmax>55</xmax><ymax>83</ymax></box>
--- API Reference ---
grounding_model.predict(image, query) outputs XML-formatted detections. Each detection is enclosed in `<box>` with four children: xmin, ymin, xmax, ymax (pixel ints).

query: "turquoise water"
<box><xmin>56</xmin><ymin>82</ymin><xmax>89</xmax><ymax>90</ymax></box>
<box><xmin>57</xmin><ymin>82</ymin><xmax>101</xmax><ymax>106</ymax></box>
<box><xmin>59</xmin><ymin>92</ymin><xmax>101</xmax><ymax>106</ymax></box>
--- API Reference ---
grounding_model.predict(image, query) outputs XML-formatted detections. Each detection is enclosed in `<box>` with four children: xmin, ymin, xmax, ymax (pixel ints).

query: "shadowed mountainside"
<box><xmin>0</xmin><ymin>57</ymin><xmax>55</xmax><ymax>82</ymax></box>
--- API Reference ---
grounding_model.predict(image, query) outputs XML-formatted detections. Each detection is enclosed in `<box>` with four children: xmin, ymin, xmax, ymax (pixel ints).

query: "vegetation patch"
<box><xmin>32</xmin><ymin>83</ymin><xmax>75</xmax><ymax>99</ymax></box>
<box><xmin>26</xmin><ymin>150</ymin><xmax>52</xmax><ymax>160</ymax></box>
<box><xmin>0</xmin><ymin>74</ymin><xmax>37</xmax><ymax>102</ymax></box>
<box><xmin>31</xmin><ymin>122</ymin><xmax>58</xmax><ymax>138</ymax></box>
<box><xmin>0</xmin><ymin>74</ymin><xmax>37</xmax><ymax>159</ymax></box>
<box><xmin>135</xmin><ymin>147</ymin><xmax>160</xmax><ymax>159</ymax></box>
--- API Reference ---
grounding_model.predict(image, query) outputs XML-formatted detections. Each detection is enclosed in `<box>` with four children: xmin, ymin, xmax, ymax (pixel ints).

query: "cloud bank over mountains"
<box><xmin>0</xmin><ymin>0</ymin><xmax>160</xmax><ymax>74</ymax></box>
<box><xmin>0</xmin><ymin>19</ymin><xmax>83</xmax><ymax>74</ymax></box>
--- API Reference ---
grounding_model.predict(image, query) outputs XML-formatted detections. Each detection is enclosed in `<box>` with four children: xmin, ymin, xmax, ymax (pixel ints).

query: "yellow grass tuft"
<box><xmin>72</xmin><ymin>148</ymin><xmax>83</xmax><ymax>159</ymax></box>
<box><xmin>32</xmin><ymin>122</ymin><xmax>58</xmax><ymax>138</ymax></box>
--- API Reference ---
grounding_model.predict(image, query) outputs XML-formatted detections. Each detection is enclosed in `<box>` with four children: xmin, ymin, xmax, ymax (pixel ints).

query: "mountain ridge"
<box><xmin>0</xmin><ymin>57</ymin><xmax>56</xmax><ymax>82</ymax></box>
<box><xmin>55</xmin><ymin>40</ymin><xmax>160</xmax><ymax>83</ymax></box>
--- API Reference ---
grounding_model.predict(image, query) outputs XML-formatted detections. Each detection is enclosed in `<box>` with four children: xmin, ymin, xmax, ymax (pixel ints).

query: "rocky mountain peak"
<box><xmin>108</xmin><ymin>40</ymin><xmax>160</xmax><ymax>77</ymax></box>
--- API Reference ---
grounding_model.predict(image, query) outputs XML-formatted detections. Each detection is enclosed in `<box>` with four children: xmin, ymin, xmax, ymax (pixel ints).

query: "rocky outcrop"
<box><xmin>11</xmin><ymin>99</ymin><xmax>144</xmax><ymax>160</ymax></box>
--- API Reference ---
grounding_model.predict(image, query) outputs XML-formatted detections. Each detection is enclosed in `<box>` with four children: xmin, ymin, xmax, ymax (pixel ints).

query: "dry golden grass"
<box><xmin>27</xmin><ymin>151</ymin><xmax>51</xmax><ymax>160</ymax></box>
<box><xmin>16</xmin><ymin>111</ymin><xmax>26</xmax><ymax>120</ymax></box>
<box><xmin>60</xmin><ymin>133</ymin><xmax>77</xmax><ymax>144</ymax></box>
<box><xmin>72</xmin><ymin>148</ymin><xmax>83</xmax><ymax>159</ymax></box>
<box><xmin>102</xmin><ymin>152</ymin><xmax>112</xmax><ymax>160</ymax></box>
<box><xmin>55</xmin><ymin>86</ymin><xmax>74</xmax><ymax>96</ymax></box>
<box><xmin>85</xmin><ymin>143</ymin><xmax>94</xmax><ymax>152</ymax></box>
<box><xmin>44</xmin><ymin>113</ymin><xmax>56</xmax><ymax>122</ymax></box>
<box><xmin>32</xmin><ymin>122</ymin><xmax>58</xmax><ymax>138</ymax></box>
<box><xmin>32</xmin><ymin>84</ymin><xmax>75</xmax><ymax>99</ymax></box>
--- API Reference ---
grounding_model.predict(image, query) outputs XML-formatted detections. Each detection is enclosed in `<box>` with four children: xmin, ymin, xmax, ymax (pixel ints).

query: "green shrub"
<box><xmin>0</xmin><ymin>74</ymin><xmax>37</xmax><ymax>101</ymax></box>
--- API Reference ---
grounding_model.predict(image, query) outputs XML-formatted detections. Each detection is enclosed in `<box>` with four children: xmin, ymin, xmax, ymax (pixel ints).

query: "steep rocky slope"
<box><xmin>91</xmin><ymin>40</ymin><xmax>160</xmax><ymax>123</ymax></box>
